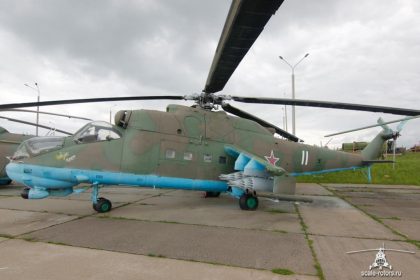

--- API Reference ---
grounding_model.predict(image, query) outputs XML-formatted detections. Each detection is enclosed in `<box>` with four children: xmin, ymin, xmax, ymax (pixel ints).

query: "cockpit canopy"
<box><xmin>13</xmin><ymin>136</ymin><xmax>65</xmax><ymax>160</ymax></box>
<box><xmin>73</xmin><ymin>121</ymin><xmax>121</xmax><ymax>144</ymax></box>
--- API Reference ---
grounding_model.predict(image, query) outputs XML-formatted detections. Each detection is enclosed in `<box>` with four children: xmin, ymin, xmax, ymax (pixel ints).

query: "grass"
<box><xmin>271</xmin><ymin>268</ymin><xmax>294</xmax><ymax>275</ymax></box>
<box><xmin>147</xmin><ymin>253</ymin><xmax>166</xmax><ymax>258</ymax></box>
<box><xmin>383</xmin><ymin>216</ymin><xmax>401</xmax><ymax>220</ymax></box>
<box><xmin>273</xmin><ymin>229</ymin><xmax>288</xmax><ymax>234</ymax></box>
<box><xmin>264</xmin><ymin>209</ymin><xmax>290</xmax><ymax>214</ymax></box>
<box><xmin>47</xmin><ymin>241</ymin><xmax>68</xmax><ymax>246</ymax></box>
<box><xmin>21</xmin><ymin>236</ymin><xmax>37</xmax><ymax>242</ymax></box>
<box><xmin>297</xmin><ymin>153</ymin><xmax>420</xmax><ymax>185</ymax></box>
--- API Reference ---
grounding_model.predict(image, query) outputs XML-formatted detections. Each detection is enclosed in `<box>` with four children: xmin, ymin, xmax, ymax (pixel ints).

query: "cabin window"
<box><xmin>165</xmin><ymin>149</ymin><xmax>176</xmax><ymax>159</ymax></box>
<box><xmin>203</xmin><ymin>154</ymin><xmax>212</xmax><ymax>163</ymax></box>
<box><xmin>183</xmin><ymin>152</ymin><xmax>193</xmax><ymax>161</ymax></box>
<box><xmin>73</xmin><ymin>121</ymin><xmax>121</xmax><ymax>144</ymax></box>
<box><xmin>219</xmin><ymin>156</ymin><xmax>227</xmax><ymax>164</ymax></box>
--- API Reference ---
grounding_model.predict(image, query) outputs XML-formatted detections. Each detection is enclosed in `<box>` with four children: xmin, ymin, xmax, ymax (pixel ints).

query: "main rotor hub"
<box><xmin>184</xmin><ymin>93</ymin><xmax>231</xmax><ymax>110</ymax></box>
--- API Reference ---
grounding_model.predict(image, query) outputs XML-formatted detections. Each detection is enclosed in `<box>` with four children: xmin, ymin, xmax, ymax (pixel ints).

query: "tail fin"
<box><xmin>325</xmin><ymin>115</ymin><xmax>416</xmax><ymax>160</ymax></box>
<box><xmin>361</xmin><ymin>118</ymin><xmax>406</xmax><ymax>160</ymax></box>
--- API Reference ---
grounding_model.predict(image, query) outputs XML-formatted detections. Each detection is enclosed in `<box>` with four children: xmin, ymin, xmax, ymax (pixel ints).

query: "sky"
<box><xmin>0</xmin><ymin>0</ymin><xmax>419</xmax><ymax>149</ymax></box>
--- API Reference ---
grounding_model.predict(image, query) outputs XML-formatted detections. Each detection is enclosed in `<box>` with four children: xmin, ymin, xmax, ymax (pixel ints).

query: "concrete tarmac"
<box><xmin>0</xmin><ymin>182</ymin><xmax>419</xmax><ymax>280</ymax></box>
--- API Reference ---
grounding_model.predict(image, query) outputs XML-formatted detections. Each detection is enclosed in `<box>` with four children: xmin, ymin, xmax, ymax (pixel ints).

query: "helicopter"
<box><xmin>3</xmin><ymin>0</ymin><xmax>420</xmax><ymax>213</ymax></box>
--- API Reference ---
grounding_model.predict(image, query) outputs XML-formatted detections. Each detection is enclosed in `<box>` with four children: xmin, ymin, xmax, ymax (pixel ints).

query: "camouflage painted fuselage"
<box><xmin>14</xmin><ymin>104</ymin><xmax>365</xmax><ymax>180</ymax></box>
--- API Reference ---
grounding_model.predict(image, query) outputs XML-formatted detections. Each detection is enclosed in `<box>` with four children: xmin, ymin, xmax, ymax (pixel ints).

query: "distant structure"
<box><xmin>341</xmin><ymin>141</ymin><xmax>388</xmax><ymax>155</ymax></box>
<box><xmin>341</xmin><ymin>141</ymin><xmax>369</xmax><ymax>152</ymax></box>
<box><xmin>341</xmin><ymin>141</ymin><xmax>406</xmax><ymax>155</ymax></box>
<box><xmin>409</xmin><ymin>144</ymin><xmax>420</xmax><ymax>152</ymax></box>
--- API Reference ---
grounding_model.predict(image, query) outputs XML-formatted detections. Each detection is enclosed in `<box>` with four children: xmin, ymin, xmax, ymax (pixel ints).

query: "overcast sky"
<box><xmin>0</xmin><ymin>0</ymin><xmax>419</xmax><ymax>149</ymax></box>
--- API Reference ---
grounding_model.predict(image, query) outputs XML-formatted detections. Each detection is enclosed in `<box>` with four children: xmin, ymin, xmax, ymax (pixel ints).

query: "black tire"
<box><xmin>204</xmin><ymin>191</ymin><xmax>221</xmax><ymax>198</ymax></box>
<box><xmin>239</xmin><ymin>194</ymin><xmax>258</xmax><ymax>211</ymax></box>
<box><xmin>239</xmin><ymin>194</ymin><xmax>249</xmax><ymax>210</ymax></box>
<box><xmin>21</xmin><ymin>187</ymin><xmax>30</xmax><ymax>199</ymax></box>
<box><xmin>93</xmin><ymin>197</ymin><xmax>112</xmax><ymax>213</ymax></box>
<box><xmin>92</xmin><ymin>197</ymin><xmax>103</xmax><ymax>211</ymax></box>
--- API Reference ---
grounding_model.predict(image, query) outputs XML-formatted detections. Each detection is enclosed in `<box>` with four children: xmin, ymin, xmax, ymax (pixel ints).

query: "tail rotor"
<box><xmin>389</xmin><ymin>118</ymin><xmax>408</xmax><ymax>169</ymax></box>
<box><xmin>325</xmin><ymin>115</ymin><xmax>419</xmax><ymax>169</ymax></box>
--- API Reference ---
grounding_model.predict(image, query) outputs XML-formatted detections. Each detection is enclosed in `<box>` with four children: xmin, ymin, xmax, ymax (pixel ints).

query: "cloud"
<box><xmin>0</xmin><ymin>0</ymin><xmax>419</xmax><ymax>149</ymax></box>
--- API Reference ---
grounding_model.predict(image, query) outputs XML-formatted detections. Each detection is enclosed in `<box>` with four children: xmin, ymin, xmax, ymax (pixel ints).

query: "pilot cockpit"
<box><xmin>73</xmin><ymin>121</ymin><xmax>121</xmax><ymax>144</ymax></box>
<box><xmin>12</xmin><ymin>136</ymin><xmax>65</xmax><ymax>160</ymax></box>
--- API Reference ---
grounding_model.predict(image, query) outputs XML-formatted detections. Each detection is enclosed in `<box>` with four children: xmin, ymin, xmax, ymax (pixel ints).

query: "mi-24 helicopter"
<box><xmin>3</xmin><ymin>0</ymin><xmax>420</xmax><ymax>213</ymax></box>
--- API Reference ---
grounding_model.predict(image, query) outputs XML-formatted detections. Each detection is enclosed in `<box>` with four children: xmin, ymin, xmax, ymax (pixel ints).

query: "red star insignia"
<box><xmin>264</xmin><ymin>150</ymin><xmax>279</xmax><ymax>166</ymax></box>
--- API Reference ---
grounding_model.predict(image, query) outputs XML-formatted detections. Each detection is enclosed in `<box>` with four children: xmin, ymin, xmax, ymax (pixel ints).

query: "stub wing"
<box><xmin>221</xmin><ymin>145</ymin><xmax>296</xmax><ymax>196</ymax></box>
<box><xmin>223</xmin><ymin>145</ymin><xmax>286</xmax><ymax>177</ymax></box>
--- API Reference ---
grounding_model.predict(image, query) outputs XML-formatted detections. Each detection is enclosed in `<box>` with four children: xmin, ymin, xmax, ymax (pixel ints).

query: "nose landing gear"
<box><xmin>91</xmin><ymin>184</ymin><xmax>112</xmax><ymax>213</ymax></box>
<box><xmin>21</xmin><ymin>187</ymin><xmax>30</xmax><ymax>199</ymax></box>
<box><xmin>93</xmin><ymin>197</ymin><xmax>112</xmax><ymax>213</ymax></box>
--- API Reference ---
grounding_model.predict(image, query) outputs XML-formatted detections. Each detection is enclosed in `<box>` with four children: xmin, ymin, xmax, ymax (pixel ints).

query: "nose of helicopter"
<box><xmin>5</xmin><ymin>162</ymin><xmax>24</xmax><ymax>184</ymax></box>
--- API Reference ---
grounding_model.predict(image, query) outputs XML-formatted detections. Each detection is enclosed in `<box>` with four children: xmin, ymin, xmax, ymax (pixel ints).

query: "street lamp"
<box><xmin>109</xmin><ymin>105</ymin><xmax>117</xmax><ymax>124</ymax></box>
<box><xmin>279</xmin><ymin>53</ymin><xmax>309</xmax><ymax>135</ymax></box>
<box><xmin>281</xmin><ymin>107</ymin><xmax>288</xmax><ymax>132</ymax></box>
<box><xmin>283</xmin><ymin>92</ymin><xmax>288</xmax><ymax>132</ymax></box>
<box><xmin>24</xmin><ymin>82</ymin><xmax>41</xmax><ymax>136</ymax></box>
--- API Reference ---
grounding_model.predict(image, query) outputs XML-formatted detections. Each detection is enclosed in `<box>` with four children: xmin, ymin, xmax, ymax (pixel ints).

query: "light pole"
<box><xmin>24</xmin><ymin>82</ymin><xmax>41</xmax><ymax>136</ymax></box>
<box><xmin>283</xmin><ymin>92</ymin><xmax>288</xmax><ymax>132</ymax></box>
<box><xmin>279</xmin><ymin>53</ymin><xmax>309</xmax><ymax>135</ymax></box>
<box><xmin>109</xmin><ymin>105</ymin><xmax>117</xmax><ymax>124</ymax></box>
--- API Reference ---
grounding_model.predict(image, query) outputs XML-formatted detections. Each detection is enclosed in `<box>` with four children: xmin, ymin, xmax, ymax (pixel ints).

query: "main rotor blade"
<box><xmin>0</xmin><ymin>109</ymin><xmax>92</xmax><ymax>121</ymax></box>
<box><xmin>221</xmin><ymin>103</ymin><xmax>301</xmax><ymax>142</ymax></box>
<box><xmin>0</xmin><ymin>116</ymin><xmax>72</xmax><ymax>135</ymax></box>
<box><xmin>0</xmin><ymin>95</ymin><xmax>185</xmax><ymax>110</ymax></box>
<box><xmin>204</xmin><ymin>0</ymin><xmax>284</xmax><ymax>94</ymax></box>
<box><xmin>231</xmin><ymin>96</ymin><xmax>420</xmax><ymax>116</ymax></box>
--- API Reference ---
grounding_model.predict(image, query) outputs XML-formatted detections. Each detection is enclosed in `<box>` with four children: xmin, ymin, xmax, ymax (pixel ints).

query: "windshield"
<box><xmin>73</xmin><ymin>121</ymin><xmax>121</xmax><ymax>144</ymax></box>
<box><xmin>13</xmin><ymin>136</ymin><xmax>65</xmax><ymax>160</ymax></box>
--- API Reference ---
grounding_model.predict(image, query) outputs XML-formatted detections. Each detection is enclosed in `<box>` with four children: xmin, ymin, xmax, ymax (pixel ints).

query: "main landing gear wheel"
<box><xmin>239</xmin><ymin>194</ymin><xmax>259</xmax><ymax>211</ymax></box>
<box><xmin>93</xmin><ymin>197</ymin><xmax>112</xmax><ymax>213</ymax></box>
<box><xmin>204</xmin><ymin>191</ymin><xmax>221</xmax><ymax>198</ymax></box>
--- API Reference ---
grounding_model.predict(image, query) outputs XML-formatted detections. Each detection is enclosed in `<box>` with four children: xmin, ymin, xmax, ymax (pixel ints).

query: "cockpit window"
<box><xmin>13</xmin><ymin>136</ymin><xmax>65</xmax><ymax>160</ymax></box>
<box><xmin>73</xmin><ymin>121</ymin><xmax>121</xmax><ymax>144</ymax></box>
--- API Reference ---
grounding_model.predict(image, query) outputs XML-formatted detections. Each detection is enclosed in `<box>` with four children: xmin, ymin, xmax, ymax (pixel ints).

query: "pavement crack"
<box><xmin>295</xmin><ymin>203</ymin><xmax>325</xmax><ymax>280</ymax></box>
<box><xmin>322</xmin><ymin>184</ymin><xmax>420</xmax><ymax>249</ymax></box>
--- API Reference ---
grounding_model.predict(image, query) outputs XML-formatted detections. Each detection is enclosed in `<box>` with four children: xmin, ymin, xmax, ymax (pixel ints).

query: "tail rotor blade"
<box><xmin>397</xmin><ymin>119</ymin><xmax>408</xmax><ymax>132</ymax></box>
<box><xmin>377</xmin><ymin>117</ymin><xmax>392</xmax><ymax>133</ymax></box>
